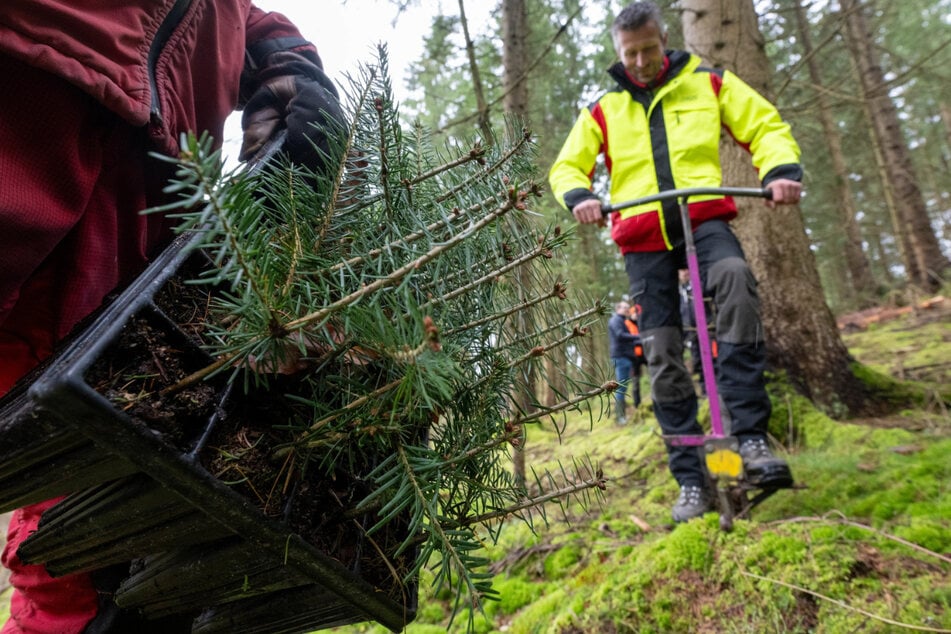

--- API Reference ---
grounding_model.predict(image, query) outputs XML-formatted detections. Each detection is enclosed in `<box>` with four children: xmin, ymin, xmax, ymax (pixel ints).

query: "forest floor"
<box><xmin>1</xmin><ymin>295</ymin><xmax>949</xmax><ymax>633</ymax></box>
<box><xmin>333</xmin><ymin>294</ymin><xmax>951</xmax><ymax>634</ymax></box>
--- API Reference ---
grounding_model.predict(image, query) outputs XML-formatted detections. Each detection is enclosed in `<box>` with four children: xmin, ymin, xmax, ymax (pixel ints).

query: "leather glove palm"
<box><xmin>239</xmin><ymin>50</ymin><xmax>345</xmax><ymax>171</ymax></box>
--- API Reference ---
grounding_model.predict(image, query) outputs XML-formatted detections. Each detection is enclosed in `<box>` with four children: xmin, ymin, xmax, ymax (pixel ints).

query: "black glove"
<box><xmin>239</xmin><ymin>50</ymin><xmax>346</xmax><ymax>171</ymax></box>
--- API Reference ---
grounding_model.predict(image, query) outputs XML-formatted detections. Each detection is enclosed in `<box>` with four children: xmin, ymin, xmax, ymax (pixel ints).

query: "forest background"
<box><xmin>2</xmin><ymin>0</ymin><xmax>950</xmax><ymax>631</ymax></box>
<box><xmin>384</xmin><ymin>0</ymin><xmax>951</xmax><ymax>419</ymax></box>
<box><xmin>337</xmin><ymin>0</ymin><xmax>951</xmax><ymax>630</ymax></box>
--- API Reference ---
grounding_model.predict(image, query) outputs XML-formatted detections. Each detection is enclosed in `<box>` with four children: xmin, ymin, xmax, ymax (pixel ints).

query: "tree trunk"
<box><xmin>458</xmin><ymin>0</ymin><xmax>492</xmax><ymax>141</ymax></box>
<box><xmin>502</xmin><ymin>0</ymin><xmax>531</xmax><ymax>489</ymax></box>
<box><xmin>543</xmin><ymin>349</ymin><xmax>569</xmax><ymax>408</ymax></box>
<box><xmin>792</xmin><ymin>0</ymin><xmax>875</xmax><ymax>305</ymax></box>
<box><xmin>867</xmin><ymin>221</ymin><xmax>896</xmax><ymax>285</ymax></box>
<box><xmin>941</xmin><ymin>102</ymin><xmax>951</xmax><ymax>154</ymax></box>
<box><xmin>577</xmin><ymin>228</ymin><xmax>608</xmax><ymax>382</ymax></box>
<box><xmin>679</xmin><ymin>0</ymin><xmax>877</xmax><ymax>416</ymax></box>
<box><xmin>840</xmin><ymin>0</ymin><xmax>950</xmax><ymax>292</ymax></box>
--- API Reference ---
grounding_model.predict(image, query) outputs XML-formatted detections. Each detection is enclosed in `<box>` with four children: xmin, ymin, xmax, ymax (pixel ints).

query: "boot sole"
<box><xmin>671</xmin><ymin>507</ymin><xmax>714</xmax><ymax>523</ymax></box>
<box><xmin>745</xmin><ymin>463</ymin><xmax>794</xmax><ymax>490</ymax></box>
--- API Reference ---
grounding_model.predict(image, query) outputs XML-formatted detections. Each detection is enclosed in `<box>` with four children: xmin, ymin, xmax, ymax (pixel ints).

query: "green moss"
<box><xmin>506</xmin><ymin>588</ymin><xmax>569</xmax><ymax>634</ymax></box>
<box><xmin>543</xmin><ymin>542</ymin><xmax>583</xmax><ymax>579</ymax></box>
<box><xmin>657</xmin><ymin>520</ymin><xmax>716</xmax><ymax>572</ymax></box>
<box><xmin>416</xmin><ymin>601</ymin><xmax>447</xmax><ymax>623</ymax></box>
<box><xmin>851</xmin><ymin>362</ymin><xmax>924</xmax><ymax>404</ymax></box>
<box><xmin>491</xmin><ymin>577</ymin><xmax>544</xmax><ymax>614</ymax></box>
<box><xmin>744</xmin><ymin>531</ymin><xmax>808</xmax><ymax>566</ymax></box>
<box><xmin>446</xmin><ymin>609</ymin><xmax>495</xmax><ymax>634</ymax></box>
<box><xmin>893</xmin><ymin>517</ymin><xmax>951</xmax><ymax>554</ymax></box>
<box><xmin>0</xmin><ymin>589</ymin><xmax>9</xmax><ymax>628</ymax></box>
<box><xmin>766</xmin><ymin>378</ymin><xmax>824</xmax><ymax>448</ymax></box>
<box><xmin>404</xmin><ymin>626</ymin><xmax>457</xmax><ymax>634</ymax></box>
<box><xmin>326</xmin><ymin>308</ymin><xmax>951</xmax><ymax>634</ymax></box>
<box><xmin>927</xmin><ymin>582</ymin><xmax>951</xmax><ymax>607</ymax></box>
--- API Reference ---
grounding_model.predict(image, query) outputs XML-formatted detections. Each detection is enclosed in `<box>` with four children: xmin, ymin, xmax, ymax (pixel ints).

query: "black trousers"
<box><xmin>624</xmin><ymin>220</ymin><xmax>771</xmax><ymax>487</ymax></box>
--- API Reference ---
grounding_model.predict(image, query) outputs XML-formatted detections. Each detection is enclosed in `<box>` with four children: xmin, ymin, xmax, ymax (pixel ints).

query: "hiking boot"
<box><xmin>739</xmin><ymin>436</ymin><xmax>794</xmax><ymax>489</ymax></box>
<box><xmin>614</xmin><ymin>400</ymin><xmax>627</xmax><ymax>425</ymax></box>
<box><xmin>671</xmin><ymin>484</ymin><xmax>715</xmax><ymax>523</ymax></box>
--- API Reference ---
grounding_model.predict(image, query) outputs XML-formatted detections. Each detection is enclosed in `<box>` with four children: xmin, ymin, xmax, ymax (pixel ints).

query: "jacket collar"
<box><xmin>608</xmin><ymin>50</ymin><xmax>693</xmax><ymax>93</ymax></box>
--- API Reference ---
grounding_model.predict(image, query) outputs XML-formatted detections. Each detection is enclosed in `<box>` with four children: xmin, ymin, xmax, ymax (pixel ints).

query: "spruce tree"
<box><xmin>149</xmin><ymin>47</ymin><xmax>610</xmax><ymax>626</ymax></box>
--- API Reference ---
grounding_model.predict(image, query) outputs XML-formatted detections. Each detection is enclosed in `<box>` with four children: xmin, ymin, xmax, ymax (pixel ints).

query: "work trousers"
<box><xmin>611</xmin><ymin>356</ymin><xmax>642</xmax><ymax>408</ymax></box>
<box><xmin>624</xmin><ymin>220</ymin><xmax>771</xmax><ymax>487</ymax></box>
<box><xmin>1</xmin><ymin>56</ymin><xmax>175</xmax><ymax>634</ymax></box>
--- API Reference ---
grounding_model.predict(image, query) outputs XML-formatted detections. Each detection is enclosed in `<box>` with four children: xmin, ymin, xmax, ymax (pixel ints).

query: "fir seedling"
<box><xmin>149</xmin><ymin>47</ymin><xmax>612</xmax><ymax>628</ymax></box>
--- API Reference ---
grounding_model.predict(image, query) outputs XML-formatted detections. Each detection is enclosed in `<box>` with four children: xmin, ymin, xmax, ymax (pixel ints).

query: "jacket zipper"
<box><xmin>147</xmin><ymin>0</ymin><xmax>194</xmax><ymax>125</ymax></box>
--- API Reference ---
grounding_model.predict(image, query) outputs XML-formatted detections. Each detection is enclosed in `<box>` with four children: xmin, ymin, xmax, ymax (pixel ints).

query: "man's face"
<box><xmin>614</xmin><ymin>21</ymin><xmax>668</xmax><ymax>84</ymax></box>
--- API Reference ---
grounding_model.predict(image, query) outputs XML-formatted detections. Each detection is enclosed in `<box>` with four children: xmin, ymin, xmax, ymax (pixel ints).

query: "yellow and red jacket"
<box><xmin>549</xmin><ymin>51</ymin><xmax>802</xmax><ymax>253</ymax></box>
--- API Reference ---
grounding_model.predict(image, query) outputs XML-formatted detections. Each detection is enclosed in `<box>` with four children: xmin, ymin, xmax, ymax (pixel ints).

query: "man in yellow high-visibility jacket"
<box><xmin>550</xmin><ymin>1</ymin><xmax>801</xmax><ymax>523</ymax></box>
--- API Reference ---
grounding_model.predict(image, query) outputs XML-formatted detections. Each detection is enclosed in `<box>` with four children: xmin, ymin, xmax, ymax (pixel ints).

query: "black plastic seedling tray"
<box><xmin>0</xmin><ymin>232</ymin><xmax>417</xmax><ymax>633</ymax></box>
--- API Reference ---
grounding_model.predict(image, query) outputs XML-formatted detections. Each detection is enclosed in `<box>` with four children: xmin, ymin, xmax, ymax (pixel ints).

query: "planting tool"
<box><xmin>603</xmin><ymin>186</ymin><xmax>793</xmax><ymax>531</ymax></box>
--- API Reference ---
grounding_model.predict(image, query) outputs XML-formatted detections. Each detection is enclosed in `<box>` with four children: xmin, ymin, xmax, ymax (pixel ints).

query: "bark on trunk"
<box><xmin>941</xmin><ymin>102</ymin><xmax>951</xmax><ymax>154</ymax></box>
<box><xmin>459</xmin><ymin>0</ymin><xmax>492</xmax><ymax>142</ymax></box>
<box><xmin>577</xmin><ymin>226</ymin><xmax>607</xmax><ymax>383</ymax></box>
<box><xmin>793</xmin><ymin>0</ymin><xmax>875</xmax><ymax>304</ymax></box>
<box><xmin>502</xmin><ymin>0</ymin><xmax>531</xmax><ymax>489</ymax></box>
<box><xmin>543</xmin><ymin>348</ymin><xmax>569</xmax><ymax>408</ymax></box>
<box><xmin>679</xmin><ymin>0</ymin><xmax>877</xmax><ymax>415</ymax></box>
<box><xmin>868</xmin><ymin>222</ymin><xmax>897</xmax><ymax>284</ymax></box>
<box><xmin>840</xmin><ymin>0</ymin><xmax>950</xmax><ymax>291</ymax></box>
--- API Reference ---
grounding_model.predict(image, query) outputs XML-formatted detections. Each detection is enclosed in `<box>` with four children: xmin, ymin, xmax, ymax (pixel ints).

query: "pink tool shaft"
<box><xmin>678</xmin><ymin>198</ymin><xmax>724</xmax><ymax>436</ymax></box>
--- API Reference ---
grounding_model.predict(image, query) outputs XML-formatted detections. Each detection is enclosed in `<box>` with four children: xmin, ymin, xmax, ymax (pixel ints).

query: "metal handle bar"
<box><xmin>601</xmin><ymin>186</ymin><xmax>771</xmax><ymax>215</ymax></box>
<box><xmin>246</xmin><ymin>128</ymin><xmax>289</xmax><ymax>176</ymax></box>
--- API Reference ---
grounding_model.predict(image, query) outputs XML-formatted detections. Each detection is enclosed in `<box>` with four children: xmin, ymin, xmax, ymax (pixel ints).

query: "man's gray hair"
<box><xmin>612</xmin><ymin>1</ymin><xmax>667</xmax><ymax>36</ymax></box>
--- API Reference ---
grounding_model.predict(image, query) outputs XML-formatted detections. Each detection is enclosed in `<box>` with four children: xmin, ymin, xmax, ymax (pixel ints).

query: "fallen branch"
<box><xmin>767</xmin><ymin>511</ymin><xmax>951</xmax><ymax>565</ymax></box>
<box><xmin>488</xmin><ymin>543</ymin><xmax>560</xmax><ymax>575</ymax></box>
<box><xmin>739</xmin><ymin>570</ymin><xmax>951</xmax><ymax>632</ymax></box>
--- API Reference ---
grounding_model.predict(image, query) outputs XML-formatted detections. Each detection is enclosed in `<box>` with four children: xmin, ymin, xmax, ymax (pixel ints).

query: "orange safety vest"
<box><xmin>624</xmin><ymin>318</ymin><xmax>643</xmax><ymax>358</ymax></box>
<box><xmin>690</xmin><ymin>331</ymin><xmax>718</xmax><ymax>358</ymax></box>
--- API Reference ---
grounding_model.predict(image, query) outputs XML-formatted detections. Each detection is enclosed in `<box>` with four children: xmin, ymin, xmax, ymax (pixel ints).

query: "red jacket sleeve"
<box><xmin>241</xmin><ymin>6</ymin><xmax>323</xmax><ymax>103</ymax></box>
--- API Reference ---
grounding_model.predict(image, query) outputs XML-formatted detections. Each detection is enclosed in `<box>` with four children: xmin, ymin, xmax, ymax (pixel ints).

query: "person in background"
<box><xmin>624</xmin><ymin>303</ymin><xmax>646</xmax><ymax>411</ymax></box>
<box><xmin>549</xmin><ymin>1</ymin><xmax>799</xmax><ymax>523</ymax></box>
<box><xmin>607</xmin><ymin>301</ymin><xmax>641</xmax><ymax>425</ymax></box>
<box><xmin>0</xmin><ymin>3</ymin><xmax>345</xmax><ymax>631</ymax></box>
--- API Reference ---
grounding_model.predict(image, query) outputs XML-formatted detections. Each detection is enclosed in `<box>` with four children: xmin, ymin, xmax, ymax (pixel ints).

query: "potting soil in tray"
<box><xmin>1</xmin><ymin>232</ymin><xmax>417</xmax><ymax>633</ymax></box>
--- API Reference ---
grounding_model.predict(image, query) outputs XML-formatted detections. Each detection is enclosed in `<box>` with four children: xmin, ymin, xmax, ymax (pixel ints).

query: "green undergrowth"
<box><xmin>332</xmin><ymin>308</ymin><xmax>951</xmax><ymax>633</ymax></box>
<box><xmin>336</xmin><ymin>409</ymin><xmax>951</xmax><ymax>633</ymax></box>
<box><xmin>2</xmin><ymin>309</ymin><xmax>947</xmax><ymax>633</ymax></box>
<box><xmin>842</xmin><ymin>307</ymin><xmax>951</xmax><ymax>409</ymax></box>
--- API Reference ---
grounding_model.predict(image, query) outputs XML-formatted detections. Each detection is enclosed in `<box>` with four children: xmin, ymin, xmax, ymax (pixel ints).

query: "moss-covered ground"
<box><xmin>331</xmin><ymin>299</ymin><xmax>951</xmax><ymax>634</ymax></box>
<box><xmin>1</xmin><ymin>302</ymin><xmax>948</xmax><ymax>632</ymax></box>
